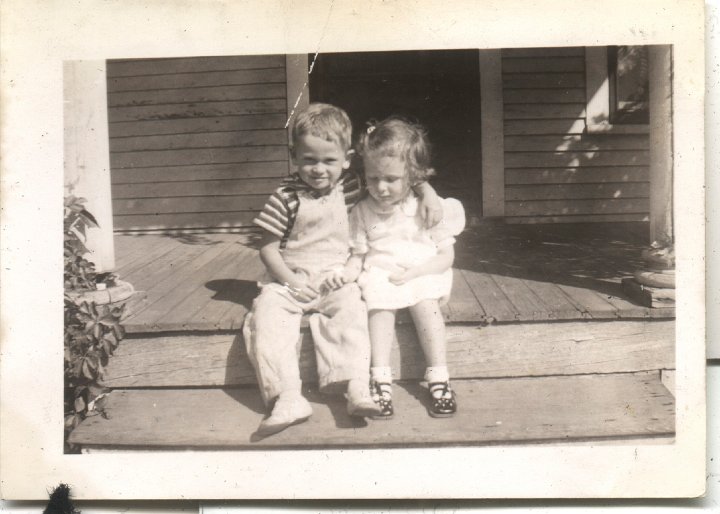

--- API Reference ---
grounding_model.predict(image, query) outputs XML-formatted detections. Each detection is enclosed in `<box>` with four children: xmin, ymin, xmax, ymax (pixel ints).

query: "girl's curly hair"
<box><xmin>356</xmin><ymin>116</ymin><xmax>435</xmax><ymax>184</ymax></box>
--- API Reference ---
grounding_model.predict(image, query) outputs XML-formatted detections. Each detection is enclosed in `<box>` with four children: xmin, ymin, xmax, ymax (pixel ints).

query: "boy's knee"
<box><xmin>253</xmin><ymin>286</ymin><xmax>289</xmax><ymax>314</ymax></box>
<box><xmin>340</xmin><ymin>282</ymin><xmax>362</xmax><ymax>300</ymax></box>
<box><xmin>340</xmin><ymin>283</ymin><xmax>367</xmax><ymax>309</ymax></box>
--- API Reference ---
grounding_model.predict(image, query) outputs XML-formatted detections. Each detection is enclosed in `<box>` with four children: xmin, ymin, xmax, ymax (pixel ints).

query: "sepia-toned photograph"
<box><xmin>0</xmin><ymin>0</ymin><xmax>706</xmax><ymax>501</ymax></box>
<box><xmin>64</xmin><ymin>46</ymin><xmax>677</xmax><ymax>452</ymax></box>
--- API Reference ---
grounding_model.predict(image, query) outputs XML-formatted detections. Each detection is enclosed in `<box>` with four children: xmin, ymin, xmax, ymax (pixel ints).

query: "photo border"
<box><xmin>0</xmin><ymin>0</ymin><xmax>706</xmax><ymax>500</ymax></box>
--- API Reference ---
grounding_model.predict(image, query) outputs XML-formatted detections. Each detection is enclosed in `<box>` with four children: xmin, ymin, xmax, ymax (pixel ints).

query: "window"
<box><xmin>608</xmin><ymin>46</ymin><xmax>649</xmax><ymax>124</ymax></box>
<box><xmin>585</xmin><ymin>46</ymin><xmax>650</xmax><ymax>133</ymax></box>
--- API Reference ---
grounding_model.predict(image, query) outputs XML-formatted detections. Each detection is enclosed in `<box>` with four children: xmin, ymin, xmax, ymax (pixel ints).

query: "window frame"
<box><xmin>584</xmin><ymin>46</ymin><xmax>649</xmax><ymax>134</ymax></box>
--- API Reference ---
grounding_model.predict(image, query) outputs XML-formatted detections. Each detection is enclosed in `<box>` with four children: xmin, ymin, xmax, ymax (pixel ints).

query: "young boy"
<box><xmin>243</xmin><ymin>103</ymin><xmax>441</xmax><ymax>438</ymax></box>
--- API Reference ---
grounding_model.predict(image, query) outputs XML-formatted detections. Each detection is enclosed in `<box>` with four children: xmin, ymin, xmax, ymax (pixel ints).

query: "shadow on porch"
<box><xmin>113</xmin><ymin>221</ymin><xmax>672</xmax><ymax>333</ymax></box>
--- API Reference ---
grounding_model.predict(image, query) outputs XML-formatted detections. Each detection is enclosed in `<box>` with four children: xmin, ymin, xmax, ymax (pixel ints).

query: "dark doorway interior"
<box><xmin>309</xmin><ymin>49</ymin><xmax>482</xmax><ymax>211</ymax></box>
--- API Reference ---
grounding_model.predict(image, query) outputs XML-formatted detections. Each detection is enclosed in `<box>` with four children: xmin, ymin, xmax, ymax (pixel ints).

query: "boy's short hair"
<box><xmin>357</xmin><ymin>116</ymin><xmax>435</xmax><ymax>184</ymax></box>
<box><xmin>291</xmin><ymin>103</ymin><xmax>353</xmax><ymax>152</ymax></box>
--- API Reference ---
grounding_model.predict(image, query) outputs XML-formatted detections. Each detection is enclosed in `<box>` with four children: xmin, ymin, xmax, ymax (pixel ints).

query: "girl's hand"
<box><xmin>321</xmin><ymin>270</ymin><xmax>346</xmax><ymax>292</ymax></box>
<box><xmin>321</xmin><ymin>265</ymin><xmax>361</xmax><ymax>292</ymax></box>
<box><xmin>389</xmin><ymin>267</ymin><xmax>417</xmax><ymax>286</ymax></box>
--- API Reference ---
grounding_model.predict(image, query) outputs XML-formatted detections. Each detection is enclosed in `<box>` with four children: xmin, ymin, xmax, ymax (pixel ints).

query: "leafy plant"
<box><xmin>64</xmin><ymin>195</ymin><xmax>100</xmax><ymax>291</ymax></box>
<box><xmin>63</xmin><ymin>195</ymin><xmax>126</xmax><ymax>452</ymax></box>
<box><xmin>64</xmin><ymin>297</ymin><xmax>125</xmax><ymax>451</ymax></box>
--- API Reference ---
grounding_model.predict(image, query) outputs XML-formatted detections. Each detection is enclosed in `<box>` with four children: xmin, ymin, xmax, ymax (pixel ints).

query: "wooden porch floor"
<box><xmin>116</xmin><ymin>221</ymin><xmax>674</xmax><ymax>333</ymax></box>
<box><xmin>68</xmin><ymin>222</ymin><xmax>675</xmax><ymax>451</ymax></box>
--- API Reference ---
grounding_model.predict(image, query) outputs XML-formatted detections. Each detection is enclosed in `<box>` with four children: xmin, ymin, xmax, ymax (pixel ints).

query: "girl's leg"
<box><xmin>408</xmin><ymin>299</ymin><xmax>447</xmax><ymax>368</ymax></box>
<box><xmin>408</xmin><ymin>299</ymin><xmax>456</xmax><ymax>417</ymax></box>
<box><xmin>368</xmin><ymin>309</ymin><xmax>396</xmax><ymax>368</ymax></box>
<box><xmin>368</xmin><ymin>309</ymin><xmax>396</xmax><ymax>418</ymax></box>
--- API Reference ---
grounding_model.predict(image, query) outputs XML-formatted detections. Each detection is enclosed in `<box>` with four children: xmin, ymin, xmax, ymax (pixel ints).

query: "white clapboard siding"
<box><xmin>112</xmin><ymin>178</ymin><xmax>279</xmax><ymax>199</ymax></box>
<box><xmin>505</xmin><ymin>183</ymin><xmax>650</xmax><ymax>201</ymax></box>
<box><xmin>109</xmin><ymin>114</ymin><xmax>287</xmax><ymax>137</ymax></box>
<box><xmin>108</xmin><ymin>69</ymin><xmax>287</xmax><ymax>93</ymax></box>
<box><xmin>112</xmin><ymin>195</ymin><xmax>268</xmax><ymax>216</ymax></box>
<box><xmin>501</xmin><ymin>47</ymin><xmax>651</xmax><ymax>223</ymax></box>
<box><xmin>110</xmin><ymin>162</ymin><xmax>289</xmax><ymax>184</ymax></box>
<box><xmin>506</xmin><ymin>167</ymin><xmax>650</xmax><ymax>185</ymax></box>
<box><xmin>108</xmin><ymin>55</ymin><xmax>290</xmax><ymax>232</ymax></box>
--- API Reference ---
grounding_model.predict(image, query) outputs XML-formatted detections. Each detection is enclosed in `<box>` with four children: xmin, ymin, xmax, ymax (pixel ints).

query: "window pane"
<box><xmin>609</xmin><ymin>46</ymin><xmax>649</xmax><ymax>124</ymax></box>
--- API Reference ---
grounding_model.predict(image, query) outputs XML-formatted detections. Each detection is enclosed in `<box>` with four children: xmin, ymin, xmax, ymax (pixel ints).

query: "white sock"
<box><xmin>371</xmin><ymin>366</ymin><xmax>393</xmax><ymax>383</ymax></box>
<box><xmin>424</xmin><ymin>366</ymin><xmax>450</xmax><ymax>384</ymax></box>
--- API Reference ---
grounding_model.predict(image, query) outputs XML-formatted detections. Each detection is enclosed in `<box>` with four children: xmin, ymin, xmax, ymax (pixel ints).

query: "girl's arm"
<box><xmin>258</xmin><ymin>231</ymin><xmax>318</xmax><ymax>301</ymax></box>
<box><xmin>342</xmin><ymin>254</ymin><xmax>364</xmax><ymax>283</ymax></box>
<box><xmin>413</xmin><ymin>181</ymin><xmax>443</xmax><ymax>228</ymax></box>
<box><xmin>323</xmin><ymin>202</ymin><xmax>368</xmax><ymax>291</ymax></box>
<box><xmin>389</xmin><ymin>245</ymin><xmax>454</xmax><ymax>286</ymax></box>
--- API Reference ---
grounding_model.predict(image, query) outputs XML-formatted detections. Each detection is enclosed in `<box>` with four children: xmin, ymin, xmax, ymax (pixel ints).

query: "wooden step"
<box><xmin>100</xmin><ymin>320</ymin><xmax>675</xmax><ymax>388</ymax></box>
<box><xmin>69</xmin><ymin>372</ymin><xmax>675</xmax><ymax>450</ymax></box>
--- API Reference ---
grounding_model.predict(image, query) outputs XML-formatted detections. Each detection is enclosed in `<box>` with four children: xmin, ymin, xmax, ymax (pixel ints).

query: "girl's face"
<box><xmin>363</xmin><ymin>154</ymin><xmax>412</xmax><ymax>206</ymax></box>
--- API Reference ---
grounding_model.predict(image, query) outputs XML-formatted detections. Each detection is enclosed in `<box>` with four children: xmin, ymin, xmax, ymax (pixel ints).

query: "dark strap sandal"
<box><xmin>428</xmin><ymin>381</ymin><xmax>457</xmax><ymax>418</ymax></box>
<box><xmin>370</xmin><ymin>381</ymin><xmax>394</xmax><ymax>420</ymax></box>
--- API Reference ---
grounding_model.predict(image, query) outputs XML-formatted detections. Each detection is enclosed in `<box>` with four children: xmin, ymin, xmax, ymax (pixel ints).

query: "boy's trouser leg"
<box><xmin>308</xmin><ymin>283</ymin><xmax>371</xmax><ymax>393</ymax></box>
<box><xmin>243</xmin><ymin>285</ymin><xmax>304</xmax><ymax>405</ymax></box>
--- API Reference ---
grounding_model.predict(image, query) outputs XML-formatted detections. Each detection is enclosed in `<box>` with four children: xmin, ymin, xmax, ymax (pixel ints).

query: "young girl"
<box><xmin>339</xmin><ymin>117</ymin><xmax>465</xmax><ymax>418</ymax></box>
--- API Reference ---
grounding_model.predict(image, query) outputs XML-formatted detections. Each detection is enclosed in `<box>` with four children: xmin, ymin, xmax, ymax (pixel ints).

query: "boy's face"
<box><xmin>292</xmin><ymin>134</ymin><xmax>351</xmax><ymax>192</ymax></box>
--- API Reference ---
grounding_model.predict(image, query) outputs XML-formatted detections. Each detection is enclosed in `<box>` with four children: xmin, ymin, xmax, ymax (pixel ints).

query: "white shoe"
<box><xmin>256</xmin><ymin>394</ymin><xmax>312</xmax><ymax>437</ymax></box>
<box><xmin>346</xmin><ymin>380</ymin><xmax>383</xmax><ymax>418</ymax></box>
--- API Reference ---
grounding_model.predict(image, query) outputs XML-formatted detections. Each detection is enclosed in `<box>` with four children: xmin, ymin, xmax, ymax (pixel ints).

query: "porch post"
<box><xmin>63</xmin><ymin>60</ymin><xmax>115</xmax><ymax>272</ymax></box>
<box><xmin>621</xmin><ymin>45</ymin><xmax>675</xmax><ymax>307</ymax></box>
<box><xmin>285</xmin><ymin>54</ymin><xmax>310</xmax><ymax>172</ymax></box>
<box><xmin>479</xmin><ymin>49</ymin><xmax>505</xmax><ymax>217</ymax></box>
<box><xmin>648</xmin><ymin>45</ymin><xmax>673</xmax><ymax>246</ymax></box>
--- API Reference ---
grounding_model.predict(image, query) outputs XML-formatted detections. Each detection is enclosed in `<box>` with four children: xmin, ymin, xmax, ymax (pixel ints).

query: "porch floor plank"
<box><xmin>113</xmin><ymin>222</ymin><xmax>675</xmax><ymax>333</ymax></box>
<box><xmin>481</xmin><ymin>263</ymin><xmax>555</xmax><ymax>321</ymax></box>
<box><xmin>121</xmin><ymin>238</ymin><xmax>209</xmax><ymax>291</ymax></box>
<box><xmin>518</xmin><ymin>278</ymin><xmax>586</xmax><ymax>320</ymax></box>
<box><xmin>194</xmin><ymin>249</ymin><xmax>262</xmax><ymax>329</ymax></box>
<box><xmin>443</xmin><ymin>270</ymin><xmax>486</xmax><ymax>322</ymax></box>
<box><xmin>554</xmin><ymin>283</ymin><xmax>621</xmax><ymax>319</ymax></box>
<box><xmin>214</xmin><ymin>257</ymin><xmax>266</xmax><ymax>330</ymax></box>
<box><xmin>115</xmin><ymin>235</ymin><xmax>181</xmax><ymax>277</ymax></box>
<box><xmin>151</xmin><ymin>243</ymin><xmax>247</xmax><ymax>329</ymax></box>
<box><xmin>70</xmin><ymin>372</ymin><xmax>675</xmax><ymax>449</ymax></box>
<box><xmin>101</xmin><ymin>320</ymin><xmax>675</xmax><ymax>388</ymax></box>
<box><xmin>124</xmin><ymin>241</ymin><xmax>238</xmax><ymax>329</ymax></box>
<box><xmin>460</xmin><ymin>268</ymin><xmax>520</xmax><ymax>322</ymax></box>
<box><xmin>113</xmin><ymin>234</ymin><xmax>151</xmax><ymax>270</ymax></box>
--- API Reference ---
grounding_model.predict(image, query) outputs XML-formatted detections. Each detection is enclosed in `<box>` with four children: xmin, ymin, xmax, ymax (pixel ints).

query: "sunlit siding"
<box><xmin>501</xmin><ymin>47</ymin><xmax>650</xmax><ymax>224</ymax></box>
<box><xmin>107</xmin><ymin>55</ymin><xmax>289</xmax><ymax>232</ymax></box>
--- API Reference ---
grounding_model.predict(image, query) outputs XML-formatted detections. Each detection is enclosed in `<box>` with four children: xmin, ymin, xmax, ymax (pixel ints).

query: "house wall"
<box><xmin>107</xmin><ymin>49</ymin><xmax>653</xmax><ymax>231</ymax></box>
<box><xmin>107</xmin><ymin>55</ymin><xmax>290</xmax><ymax>232</ymax></box>
<box><xmin>501</xmin><ymin>47</ymin><xmax>651</xmax><ymax>224</ymax></box>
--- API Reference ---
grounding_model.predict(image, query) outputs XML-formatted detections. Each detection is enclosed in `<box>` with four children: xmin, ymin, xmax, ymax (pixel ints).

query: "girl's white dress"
<box><xmin>349</xmin><ymin>193</ymin><xmax>466</xmax><ymax>310</ymax></box>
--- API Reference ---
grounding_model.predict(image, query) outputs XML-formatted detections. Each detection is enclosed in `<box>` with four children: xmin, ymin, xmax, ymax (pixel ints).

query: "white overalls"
<box><xmin>243</xmin><ymin>186</ymin><xmax>371</xmax><ymax>404</ymax></box>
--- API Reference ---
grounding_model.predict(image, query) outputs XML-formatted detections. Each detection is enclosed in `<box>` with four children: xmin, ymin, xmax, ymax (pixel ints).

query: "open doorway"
<box><xmin>309</xmin><ymin>49</ymin><xmax>482</xmax><ymax>212</ymax></box>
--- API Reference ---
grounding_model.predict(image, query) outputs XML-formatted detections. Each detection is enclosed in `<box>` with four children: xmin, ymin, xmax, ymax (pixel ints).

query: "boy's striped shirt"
<box><xmin>253</xmin><ymin>170</ymin><xmax>362</xmax><ymax>248</ymax></box>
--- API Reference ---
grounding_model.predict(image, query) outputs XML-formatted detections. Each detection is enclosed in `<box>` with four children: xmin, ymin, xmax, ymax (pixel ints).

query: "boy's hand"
<box><xmin>415</xmin><ymin>183</ymin><xmax>443</xmax><ymax>229</ymax></box>
<box><xmin>421</xmin><ymin>203</ymin><xmax>444</xmax><ymax>229</ymax></box>
<box><xmin>285</xmin><ymin>275</ymin><xmax>318</xmax><ymax>303</ymax></box>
